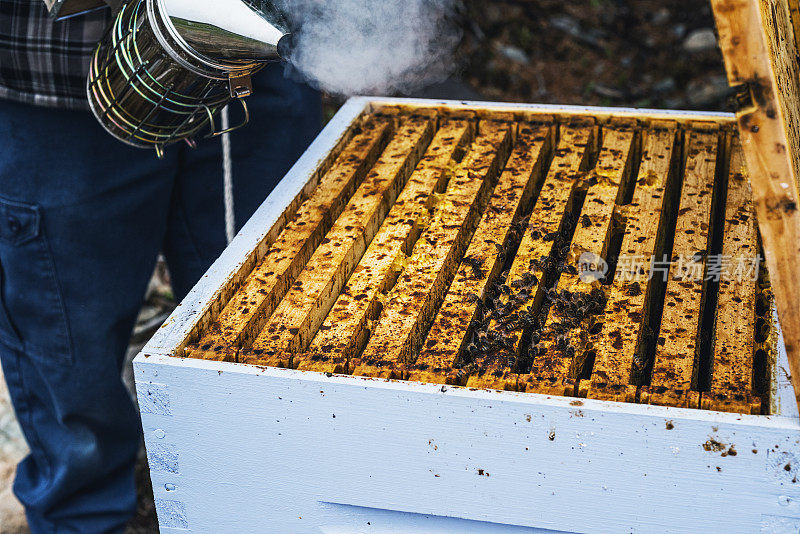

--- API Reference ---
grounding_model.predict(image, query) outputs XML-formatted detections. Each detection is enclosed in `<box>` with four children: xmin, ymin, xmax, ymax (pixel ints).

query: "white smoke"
<box><xmin>276</xmin><ymin>0</ymin><xmax>462</xmax><ymax>96</ymax></box>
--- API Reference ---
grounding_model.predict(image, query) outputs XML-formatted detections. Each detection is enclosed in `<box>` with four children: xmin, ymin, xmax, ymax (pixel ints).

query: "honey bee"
<box><xmin>463</xmin><ymin>256</ymin><xmax>485</xmax><ymax>279</ymax></box>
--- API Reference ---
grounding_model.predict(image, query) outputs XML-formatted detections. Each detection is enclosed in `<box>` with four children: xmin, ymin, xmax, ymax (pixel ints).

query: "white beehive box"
<box><xmin>134</xmin><ymin>0</ymin><xmax>800</xmax><ymax>530</ymax></box>
<box><xmin>134</xmin><ymin>96</ymin><xmax>800</xmax><ymax>533</ymax></box>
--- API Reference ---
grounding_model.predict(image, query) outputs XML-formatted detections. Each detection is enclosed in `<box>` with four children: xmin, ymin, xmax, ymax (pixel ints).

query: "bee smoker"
<box><xmin>87</xmin><ymin>0</ymin><xmax>293</xmax><ymax>157</ymax></box>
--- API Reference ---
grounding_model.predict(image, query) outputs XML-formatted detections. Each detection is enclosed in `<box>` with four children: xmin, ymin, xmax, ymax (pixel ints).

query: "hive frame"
<box><xmin>134</xmin><ymin>98</ymin><xmax>800</xmax><ymax>533</ymax></box>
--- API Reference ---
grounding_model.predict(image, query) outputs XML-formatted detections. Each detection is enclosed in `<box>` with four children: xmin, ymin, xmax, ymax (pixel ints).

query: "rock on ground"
<box><xmin>683</xmin><ymin>28</ymin><xmax>718</xmax><ymax>53</ymax></box>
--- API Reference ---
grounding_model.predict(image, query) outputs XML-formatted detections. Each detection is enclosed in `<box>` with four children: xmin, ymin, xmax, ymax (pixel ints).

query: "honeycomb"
<box><xmin>185</xmin><ymin>106</ymin><xmax>774</xmax><ymax>415</ymax></box>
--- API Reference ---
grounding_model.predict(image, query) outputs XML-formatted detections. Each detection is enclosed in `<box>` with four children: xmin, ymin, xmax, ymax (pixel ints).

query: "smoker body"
<box><xmin>134</xmin><ymin>98</ymin><xmax>800</xmax><ymax>534</ymax></box>
<box><xmin>86</xmin><ymin>0</ymin><xmax>290</xmax><ymax>156</ymax></box>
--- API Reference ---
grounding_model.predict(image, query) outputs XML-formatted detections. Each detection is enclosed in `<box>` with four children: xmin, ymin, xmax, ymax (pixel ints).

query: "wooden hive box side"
<box><xmin>711</xmin><ymin>0</ymin><xmax>800</xmax><ymax>405</ymax></box>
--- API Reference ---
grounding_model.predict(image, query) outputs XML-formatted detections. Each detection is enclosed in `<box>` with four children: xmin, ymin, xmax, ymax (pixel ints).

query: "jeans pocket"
<box><xmin>0</xmin><ymin>197</ymin><xmax>73</xmax><ymax>364</ymax></box>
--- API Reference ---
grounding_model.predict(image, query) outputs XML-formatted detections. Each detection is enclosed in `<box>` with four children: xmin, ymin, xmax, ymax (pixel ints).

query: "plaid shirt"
<box><xmin>0</xmin><ymin>1</ymin><xmax>111</xmax><ymax>110</ymax></box>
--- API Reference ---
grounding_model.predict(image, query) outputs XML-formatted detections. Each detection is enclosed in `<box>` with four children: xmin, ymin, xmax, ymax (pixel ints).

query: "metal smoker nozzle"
<box><xmin>277</xmin><ymin>33</ymin><xmax>294</xmax><ymax>61</ymax></box>
<box><xmin>160</xmin><ymin>0</ymin><xmax>292</xmax><ymax>65</ymax></box>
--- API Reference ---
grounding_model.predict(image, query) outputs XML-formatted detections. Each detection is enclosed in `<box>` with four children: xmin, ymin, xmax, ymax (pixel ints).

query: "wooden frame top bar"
<box><xmin>711</xmin><ymin>0</ymin><xmax>800</xmax><ymax>409</ymax></box>
<box><xmin>138</xmin><ymin>98</ymin><xmax>796</xmax><ymax>420</ymax></box>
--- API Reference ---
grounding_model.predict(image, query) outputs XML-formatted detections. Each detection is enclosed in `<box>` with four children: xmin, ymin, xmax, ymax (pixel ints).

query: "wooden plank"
<box><xmin>702</xmin><ymin>141</ymin><xmax>761</xmax><ymax>414</ymax></box>
<box><xmin>790</xmin><ymin>0</ymin><xmax>800</xmax><ymax>48</ymax></box>
<box><xmin>301</xmin><ymin>118</ymin><xmax>476</xmax><ymax>373</ymax></box>
<box><xmin>408</xmin><ymin>120</ymin><xmax>556</xmax><ymax>385</ymax></box>
<box><xmin>241</xmin><ymin>117</ymin><xmax>436</xmax><ymax>367</ymax></box>
<box><xmin>350</xmin><ymin>120</ymin><xmax>514</xmax><ymax>378</ymax></box>
<box><xmin>755</xmin><ymin>254</ymin><xmax>778</xmax><ymax>413</ymax></box>
<box><xmin>372</xmin><ymin>101</ymin><xmax>739</xmax><ymax>128</ymax></box>
<box><xmin>462</xmin><ymin>121</ymin><xmax>597</xmax><ymax>391</ymax></box>
<box><xmin>187</xmin><ymin>117</ymin><xmax>394</xmax><ymax>361</ymax></box>
<box><xmin>712</xmin><ymin>0</ymin><xmax>800</xmax><ymax>408</ymax></box>
<box><xmin>635</xmin><ymin>129</ymin><xmax>721</xmax><ymax>407</ymax></box>
<box><xmin>571</xmin><ymin>124</ymin><xmax>679</xmax><ymax>404</ymax></box>
<box><xmin>150</xmin><ymin>99</ymin><xmax>371</xmax><ymax>360</ymax></box>
<box><xmin>521</xmin><ymin>120</ymin><xmax>638</xmax><ymax>397</ymax></box>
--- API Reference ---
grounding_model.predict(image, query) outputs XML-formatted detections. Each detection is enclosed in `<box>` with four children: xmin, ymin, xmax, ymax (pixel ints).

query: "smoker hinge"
<box><xmin>229</xmin><ymin>73</ymin><xmax>253</xmax><ymax>99</ymax></box>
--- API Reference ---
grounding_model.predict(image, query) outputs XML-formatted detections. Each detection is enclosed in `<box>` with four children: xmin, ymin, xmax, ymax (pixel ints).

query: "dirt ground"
<box><xmin>456</xmin><ymin>0</ymin><xmax>729</xmax><ymax>110</ymax></box>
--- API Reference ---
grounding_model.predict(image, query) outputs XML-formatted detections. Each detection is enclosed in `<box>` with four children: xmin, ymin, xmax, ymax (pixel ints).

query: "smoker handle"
<box><xmin>203</xmin><ymin>99</ymin><xmax>250</xmax><ymax>138</ymax></box>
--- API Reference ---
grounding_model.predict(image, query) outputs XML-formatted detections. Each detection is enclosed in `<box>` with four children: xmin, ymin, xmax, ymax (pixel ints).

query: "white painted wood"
<box><xmin>776</xmin><ymin>311</ymin><xmax>798</xmax><ymax>420</ymax></box>
<box><xmin>135</xmin><ymin>98</ymin><xmax>799</xmax><ymax>533</ymax></box>
<box><xmin>135</xmin><ymin>353</ymin><xmax>800</xmax><ymax>534</ymax></box>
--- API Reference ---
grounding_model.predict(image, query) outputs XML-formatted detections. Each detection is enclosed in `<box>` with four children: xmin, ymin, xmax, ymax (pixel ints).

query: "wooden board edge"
<box><xmin>711</xmin><ymin>0</ymin><xmax>800</xmax><ymax>407</ymax></box>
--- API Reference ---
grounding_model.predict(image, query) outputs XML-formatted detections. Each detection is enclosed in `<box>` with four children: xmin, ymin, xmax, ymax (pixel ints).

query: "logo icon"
<box><xmin>578</xmin><ymin>252</ymin><xmax>608</xmax><ymax>283</ymax></box>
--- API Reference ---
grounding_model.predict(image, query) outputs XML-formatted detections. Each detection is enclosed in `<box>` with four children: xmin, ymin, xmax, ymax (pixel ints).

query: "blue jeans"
<box><xmin>0</xmin><ymin>66</ymin><xmax>321</xmax><ymax>533</ymax></box>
